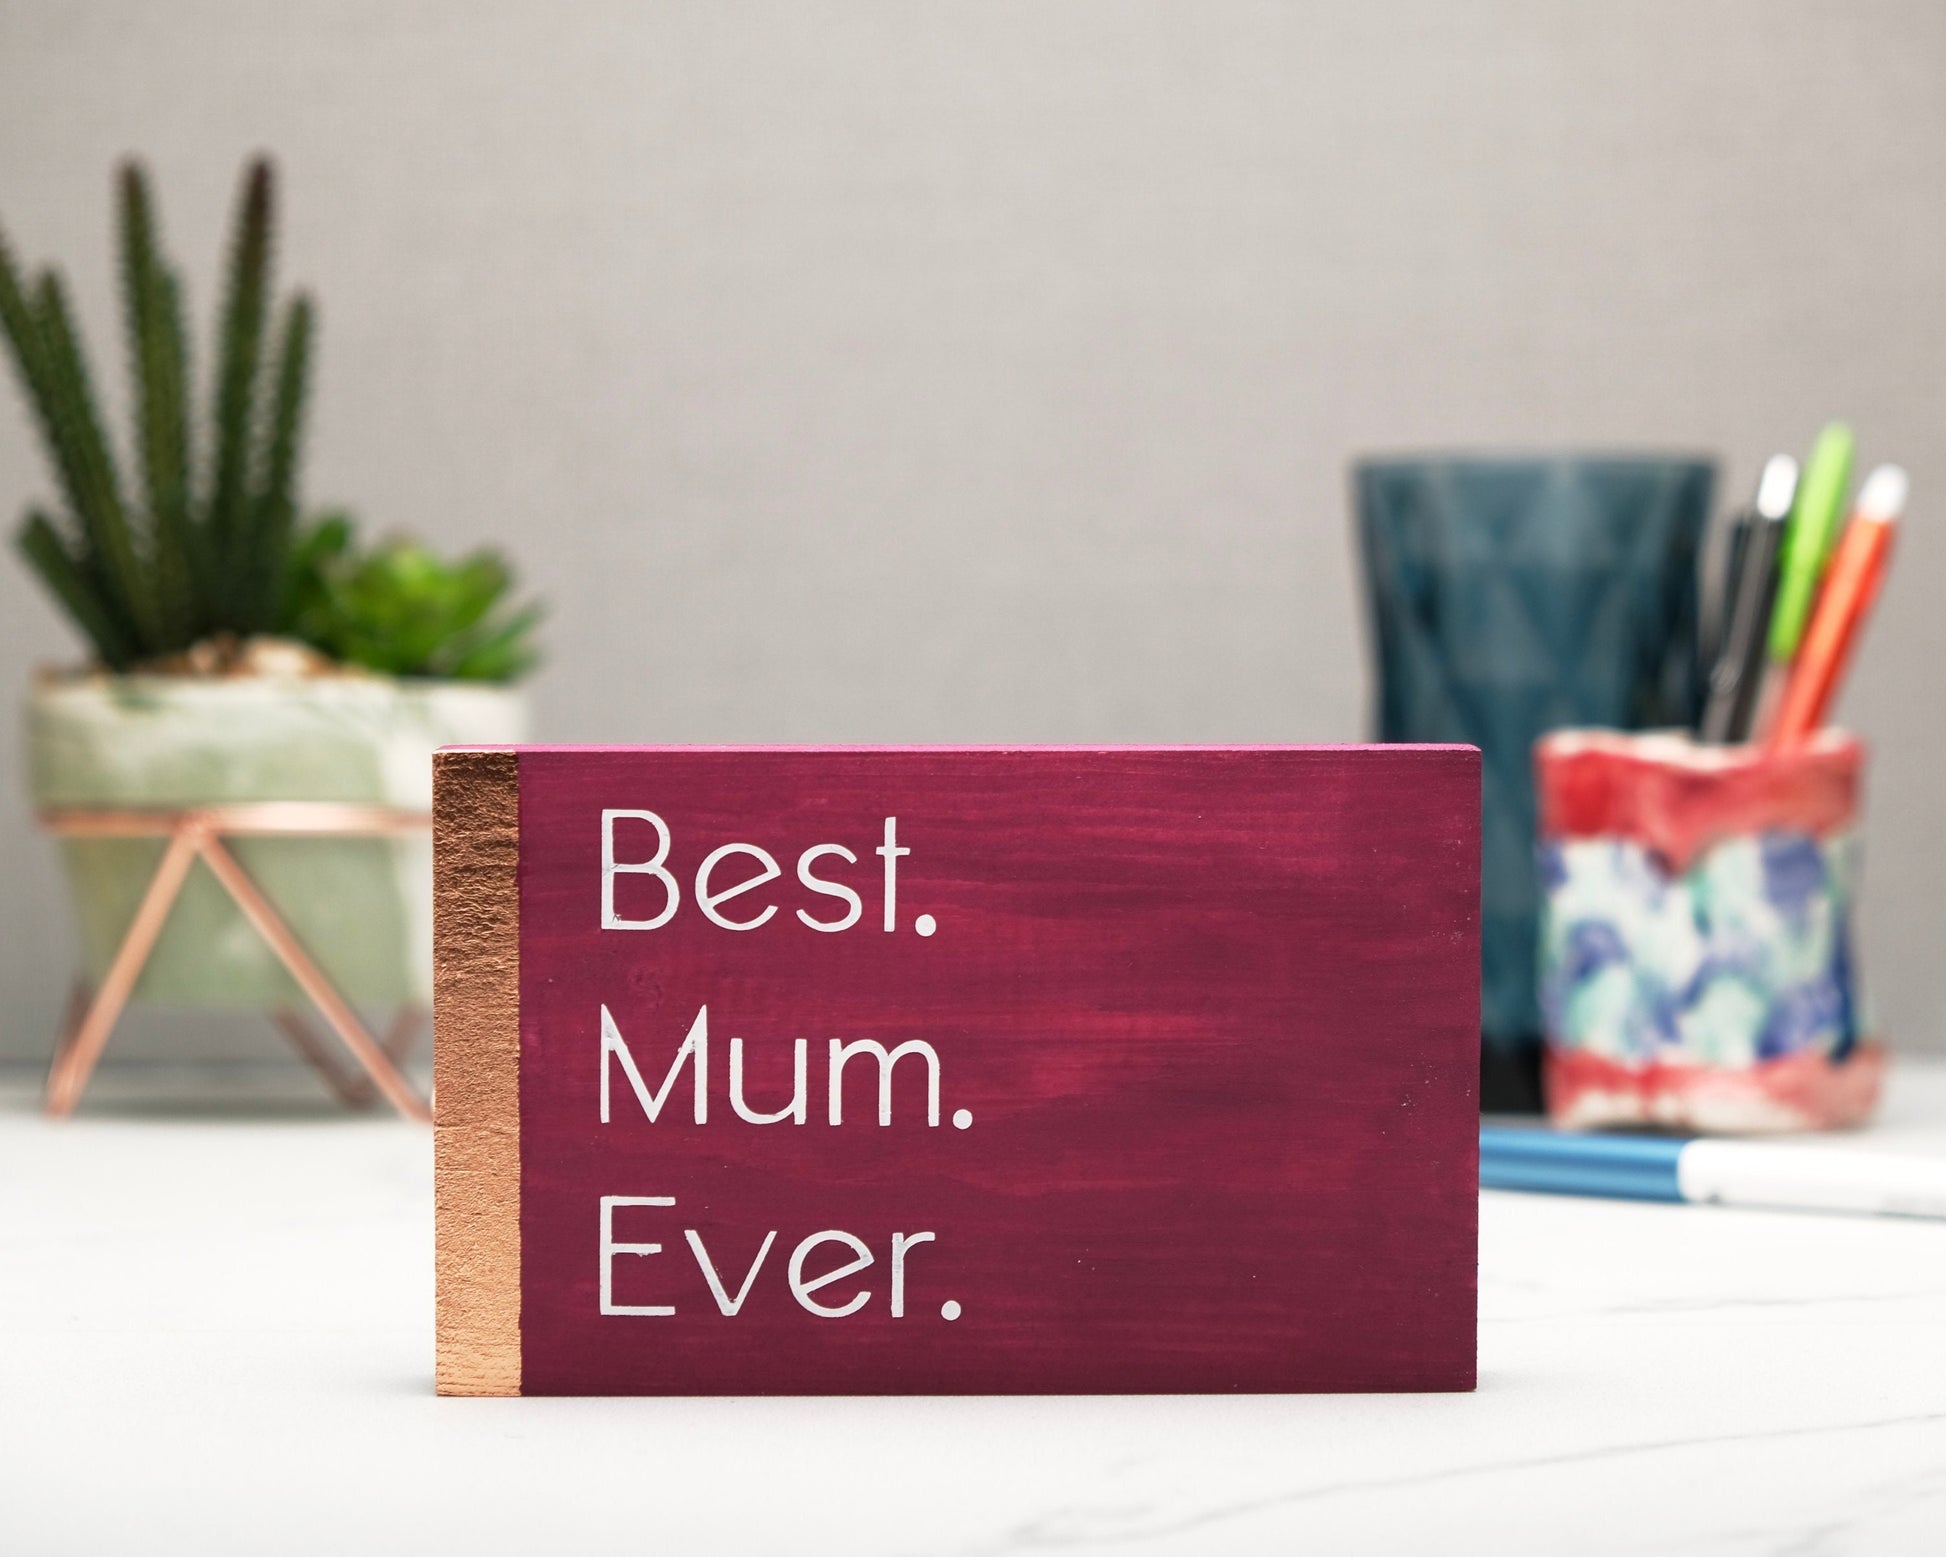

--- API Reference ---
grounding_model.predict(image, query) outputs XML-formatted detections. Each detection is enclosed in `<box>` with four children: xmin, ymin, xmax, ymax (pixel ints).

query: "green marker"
<box><xmin>1767</xmin><ymin>422</ymin><xmax>1855</xmax><ymax>663</ymax></box>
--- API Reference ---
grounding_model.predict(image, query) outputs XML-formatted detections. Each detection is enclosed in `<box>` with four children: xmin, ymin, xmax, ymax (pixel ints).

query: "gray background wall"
<box><xmin>2</xmin><ymin>1</ymin><xmax>1943</xmax><ymax>1064</ymax></box>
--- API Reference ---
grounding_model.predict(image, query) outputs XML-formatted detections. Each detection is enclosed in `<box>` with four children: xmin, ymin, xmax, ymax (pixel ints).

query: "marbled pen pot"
<box><xmin>1535</xmin><ymin>728</ymin><xmax>1880</xmax><ymax>1133</ymax></box>
<box><xmin>29</xmin><ymin>674</ymin><xmax>527</xmax><ymax>1007</ymax></box>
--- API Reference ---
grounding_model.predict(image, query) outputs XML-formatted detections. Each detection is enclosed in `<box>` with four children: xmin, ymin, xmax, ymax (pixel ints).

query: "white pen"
<box><xmin>1480</xmin><ymin>1128</ymin><xmax>1946</xmax><ymax>1221</ymax></box>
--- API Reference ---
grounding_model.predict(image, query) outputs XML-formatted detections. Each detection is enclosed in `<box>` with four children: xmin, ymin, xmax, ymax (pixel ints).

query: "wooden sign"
<box><xmin>433</xmin><ymin>746</ymin><xmax>1479</xmax><ymax>1396</ymax></box>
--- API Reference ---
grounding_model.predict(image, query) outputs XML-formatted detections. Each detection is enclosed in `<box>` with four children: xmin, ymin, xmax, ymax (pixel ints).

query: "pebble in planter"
<box><xmin>2</xmin><ymin>157</ymin><xmax>538</xmax><ymax>1113</ymax></box>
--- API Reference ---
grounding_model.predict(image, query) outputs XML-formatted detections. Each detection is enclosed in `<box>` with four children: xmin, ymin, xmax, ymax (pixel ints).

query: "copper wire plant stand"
<box><xmin>39</xmin><ymin>802</ymin><xmax>434</xmax><ymax>1122</ymax></box>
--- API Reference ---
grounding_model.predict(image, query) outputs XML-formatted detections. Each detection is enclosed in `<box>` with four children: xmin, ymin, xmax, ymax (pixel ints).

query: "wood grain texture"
<box><xmin>515</xmin><ymin>746</ymin><xmax>1479</xmax><ymax>1395</ymax></box>
<box><xmin>433</xmin><ymin>748</ymin><xmax>522</xmax><ymax>1396</ymax></box>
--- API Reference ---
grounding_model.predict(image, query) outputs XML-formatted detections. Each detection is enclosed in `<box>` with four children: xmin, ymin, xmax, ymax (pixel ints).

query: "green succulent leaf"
<box><xmin>283</xmin><ymin>524</ymin><xmax>542</xmax><ymax>682</ymax></box>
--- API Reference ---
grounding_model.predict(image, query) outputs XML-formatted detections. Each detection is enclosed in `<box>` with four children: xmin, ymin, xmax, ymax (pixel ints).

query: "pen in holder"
<box><xmin>1534</xmin><ymin>728</ymin><xmax>1881</xmax><ymax>1133</ymax></box>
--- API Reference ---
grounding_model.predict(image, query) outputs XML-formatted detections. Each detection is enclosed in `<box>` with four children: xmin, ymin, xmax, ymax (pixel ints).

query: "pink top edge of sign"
<box><xmin>441</xmin><ymin>742</ymin><xmax>1480</xmax><ymax>755</ymax></box>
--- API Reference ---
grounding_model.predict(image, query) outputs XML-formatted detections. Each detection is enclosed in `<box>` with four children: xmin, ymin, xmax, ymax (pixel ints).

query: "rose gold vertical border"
<box><xmin>433</xmin><ymin>748</ymin><xmax>522</xmax><ymax>1396</ymax></box>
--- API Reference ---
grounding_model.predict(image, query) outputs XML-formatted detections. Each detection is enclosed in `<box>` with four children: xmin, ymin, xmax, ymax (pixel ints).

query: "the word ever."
<box><xmin>600</xmin><ymin>1198</ymin><xmax>958</xmax><ymax>1321</ymax></box>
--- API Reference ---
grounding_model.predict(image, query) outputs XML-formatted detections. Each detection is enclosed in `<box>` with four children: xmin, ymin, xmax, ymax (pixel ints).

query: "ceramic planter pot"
<box><xmin>28</xmin><ymin>674</ymin><xmax>528</xmax><ymax>1008</ymax></box>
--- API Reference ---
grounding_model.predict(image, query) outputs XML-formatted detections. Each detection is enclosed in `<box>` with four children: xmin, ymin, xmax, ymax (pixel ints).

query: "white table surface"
<box><xmin>3</xmin><ymin>1062</ymin><xmax>1945</xmax><ymax>1556</ymax></box>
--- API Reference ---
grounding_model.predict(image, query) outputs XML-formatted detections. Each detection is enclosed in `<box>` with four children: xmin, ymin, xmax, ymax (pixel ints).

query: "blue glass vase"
<box><xmin>1354</xmin><ymin>455</ymin><xmax>1715</xmax><ymax>1108</ymax></box>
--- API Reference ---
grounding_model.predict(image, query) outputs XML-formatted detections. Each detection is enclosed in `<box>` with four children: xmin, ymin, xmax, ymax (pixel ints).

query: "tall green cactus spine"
<box><xmin>0</xmin><ymin>230</ymin><xmax>70</xmax><ymax>500</ymax></box>
<box><xmin>207</xmin><ymin>159</ymin><xmax>272</xmax><ymax>626</ymax></box>
<box><xmin>2</xmin><ymin>231</ymin><xmax>140</xmax><ymax>665</ymax></box>
<box><xmin>17</xmin><ymin>508</ymin><xmax>134</xmax><ymax>667</ymax></box>
<box><xmin>119</xmin><ymin>162</ymin><xmax>197</xmax><ymax>645</ymax></box>
<box><xmin>31</xmin><ymin>273</ymin><xmax>155</xmax><ymax>653</ymax></box>
<box><xmin>243</xmin><ymin>293</ymin><xmax>312</xmax><ymax>632</ymax></box>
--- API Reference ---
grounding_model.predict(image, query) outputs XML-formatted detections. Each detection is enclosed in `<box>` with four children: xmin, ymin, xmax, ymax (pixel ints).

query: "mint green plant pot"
<box><xmin>29</xmin><ymin>675</ymin><xmax>527</xmax><ymax>1008</ymax></box>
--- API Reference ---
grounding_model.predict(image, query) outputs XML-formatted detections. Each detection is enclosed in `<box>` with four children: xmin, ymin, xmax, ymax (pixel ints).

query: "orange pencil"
<box><xmin>1769</xmin><ymin>465</ymin><xmax>1907</xmax><ymax>748</ymax></box>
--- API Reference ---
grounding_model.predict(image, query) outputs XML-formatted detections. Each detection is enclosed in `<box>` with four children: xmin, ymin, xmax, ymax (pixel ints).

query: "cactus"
<box><xmin>0</xmin><ymin>157</ymin><xmax>314</xmax><ymax>668</ymax></box>
<box><xmin>3</xmin><ymin>157</ymin><xmax>538</xmax><ymax>683</ymax></box>
<box><xmin>119</xmin><ymin>164</ymin><xmax>197</xmax><ymax>644</ymax></box>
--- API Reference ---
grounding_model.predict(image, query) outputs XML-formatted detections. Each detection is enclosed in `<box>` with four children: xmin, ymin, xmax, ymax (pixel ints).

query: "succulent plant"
<box><xmin>283</xmin><ymin>514</ymin><xmax>542</xmax><ymax>681</ymax></box>
<box><xmin>1</xmin><ymin>157</ymin><xmax>312</xmax><ymax>668</ymax></box>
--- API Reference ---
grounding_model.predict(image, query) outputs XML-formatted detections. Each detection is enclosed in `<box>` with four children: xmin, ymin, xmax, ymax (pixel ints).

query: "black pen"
<box><xmin>1699</xmin><ymin>455</ymin><xmax>1797</xmax><ymax>743</ymax></box>
<box><xmin>1696</xmin><ymin>482</ymin><xmax>1758</xmax><ymax>736</ymax></box>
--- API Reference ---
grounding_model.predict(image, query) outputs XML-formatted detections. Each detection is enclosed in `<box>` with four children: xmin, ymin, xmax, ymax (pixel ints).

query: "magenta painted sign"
<box><xmin>441</xmin><ymin>745</ymin><xmax>1479</xmax><ymax>1395</ymax></box>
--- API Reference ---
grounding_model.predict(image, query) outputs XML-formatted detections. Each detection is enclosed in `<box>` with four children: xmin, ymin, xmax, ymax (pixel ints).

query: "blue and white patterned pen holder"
<box><xmin>1535</xmin><ymin>728</ymin><xmax>1880</xmax><ymax>1134</ymax></box>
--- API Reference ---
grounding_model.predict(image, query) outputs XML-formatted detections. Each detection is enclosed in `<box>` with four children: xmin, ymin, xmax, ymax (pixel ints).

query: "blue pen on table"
<box><xmin>1480</xmin><ymin>1127</ymin><xmax>1946</xmax><ymax>1221</ymax></box>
